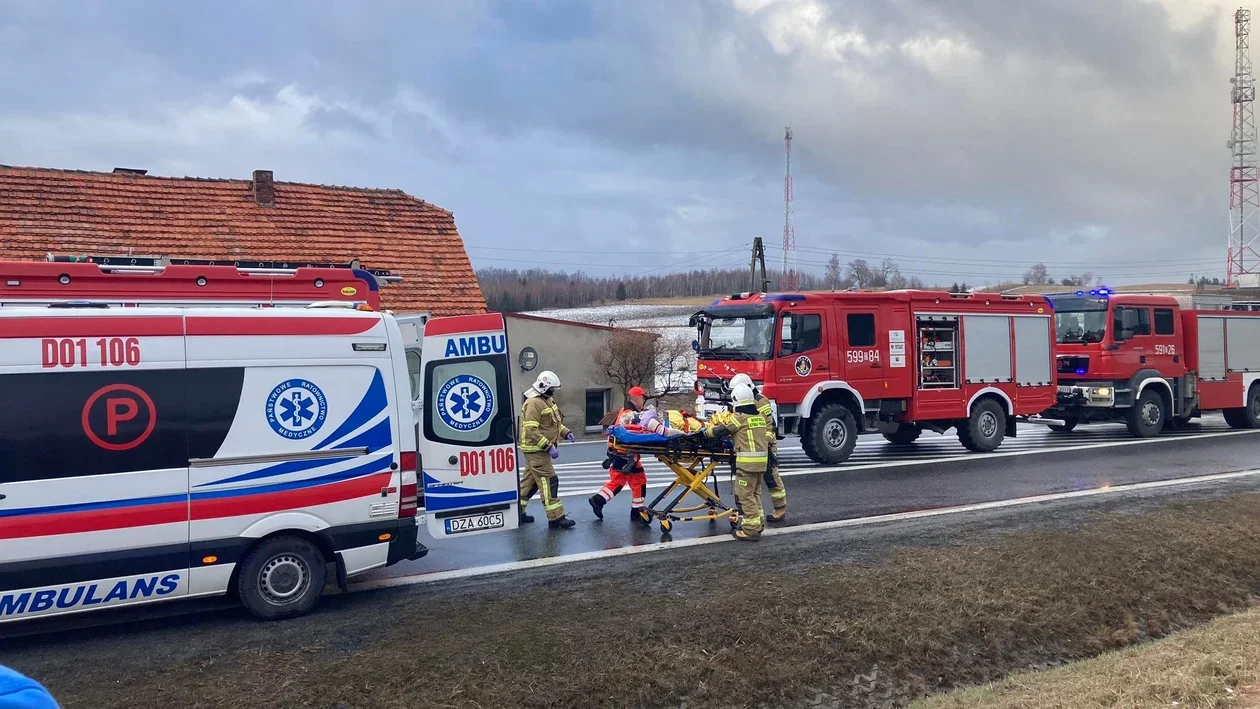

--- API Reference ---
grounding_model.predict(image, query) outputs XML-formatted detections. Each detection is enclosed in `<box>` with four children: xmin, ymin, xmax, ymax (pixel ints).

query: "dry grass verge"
<box><xmin>912</xmin><ymin>606</ymin><xmax>1260</xmax><ymax>709</ymax></box>
<box><xmin>10</xmin><ymin>491</ymin><xmax>1260</xmax><ymax>708</ymax></box>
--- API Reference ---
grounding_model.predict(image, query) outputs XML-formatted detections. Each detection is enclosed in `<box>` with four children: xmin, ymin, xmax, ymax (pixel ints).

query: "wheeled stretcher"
<box><xmin>607</xmin><ymin>425</ymin><xmax>739</xmax><ymax>535</ymax></box>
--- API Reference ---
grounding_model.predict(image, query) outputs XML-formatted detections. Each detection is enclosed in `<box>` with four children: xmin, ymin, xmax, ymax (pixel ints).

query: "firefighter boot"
<box><xmin>589</xmin><ymin>494</ymin><xmax>606</xmax><ymax>520</ymax></box>
<box><xmin>520</xmin><ymin>511</ymin><xmax>535</xmax><ymax>524</ymax></box>
<box><xmin>549</xmin><ymin>515</ymin><xmax>576</xmax><ymax>529</ymax></box>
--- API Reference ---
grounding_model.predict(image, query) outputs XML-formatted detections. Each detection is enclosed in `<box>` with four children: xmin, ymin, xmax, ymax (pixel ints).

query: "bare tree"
<box><xmin>1023</xmin><ymin>263</ymin><xmax>1049</xmax><ymax>286</ymax></box>
<box><xmin>589</xmin><ymin>328</ymin><xmax>693</xmax><ymax>403</ymax></box>
<box><xmin>825</xmin><ymin>254</ymin><xmax>841</xmax><ymax>289</ymax></box>
<box><xmin>845</xmin><ymin>259</ymin><xmax>876</xmax><ymax>288</ymax></box>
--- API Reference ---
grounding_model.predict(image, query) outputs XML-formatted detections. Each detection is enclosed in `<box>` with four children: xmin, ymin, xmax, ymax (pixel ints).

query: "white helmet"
<box><xmin>532</xmin><ymin>370</ymin><xmax>561</xmax><ymax>394</ymax></box>
<box><xmin>731</xmin><ymin>382</ymin><xmax>756</xmax><ymax>406</ymax></box>
<box><xmin>730</xmin><ymin>373</ymin><xmax>753</xmax><ymax>390</ymax></box>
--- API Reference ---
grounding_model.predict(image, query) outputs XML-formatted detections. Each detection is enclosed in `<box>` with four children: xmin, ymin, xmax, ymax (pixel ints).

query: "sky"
<box><xmin>0</xmin><ymin>0</ymin><xmax>1244</xmax><ymax>286</ymax></box>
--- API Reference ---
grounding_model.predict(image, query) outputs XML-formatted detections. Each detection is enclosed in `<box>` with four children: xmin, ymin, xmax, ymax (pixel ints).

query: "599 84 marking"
<box><xmin>41</xmin><ymin>338</ymin><xmax>141</xmax><ymax>369</ymax></box>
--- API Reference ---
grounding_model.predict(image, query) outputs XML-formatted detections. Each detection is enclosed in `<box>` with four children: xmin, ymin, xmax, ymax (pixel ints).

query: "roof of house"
<box><xmin>0</xmin><ymin>165</ymin><xmax>486</xmax><ymax>316</ymax></box>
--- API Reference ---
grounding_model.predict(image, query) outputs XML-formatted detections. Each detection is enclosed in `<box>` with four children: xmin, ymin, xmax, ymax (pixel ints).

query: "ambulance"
<box><xmin>0</xmin><ymin>257</ymin><xmax>519</xmax><ymax>623</ymax></box>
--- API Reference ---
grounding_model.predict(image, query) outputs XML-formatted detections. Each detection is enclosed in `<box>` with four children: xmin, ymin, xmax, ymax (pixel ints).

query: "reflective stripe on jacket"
<box><xmin>519</xmin><ymin>395</ymin><xmax>570</xmax><ymax>453</ymax></box>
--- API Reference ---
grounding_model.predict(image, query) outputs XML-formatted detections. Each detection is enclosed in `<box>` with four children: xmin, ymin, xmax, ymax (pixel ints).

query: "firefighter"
<box><xmin>590</xmin><ymin>385</ymin><xmax>651</xmax><ymax>526</ymax></box>
<box><xmin>518</xmin><ymin>370</ymin><xmax>576</xmax><ymax>529</ymax></box>
<box><xmin>705</xmin><ymin>382</ymin><xmax>770</xmax><ymax>541</ymax></box>
<box><xmin>730</xmin><ymin>373</ymin><xmax>786</xmax><ymax>522</ymax></box>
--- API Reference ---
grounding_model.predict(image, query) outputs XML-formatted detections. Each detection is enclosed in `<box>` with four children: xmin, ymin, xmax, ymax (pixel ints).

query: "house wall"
<box><xmin>504</xmin><ymin>316</ymin><xmax>630</xmax><ymax>441</ymax></box>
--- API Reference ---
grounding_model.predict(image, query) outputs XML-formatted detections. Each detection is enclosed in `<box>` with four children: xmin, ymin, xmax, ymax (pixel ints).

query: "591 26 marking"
<box><xmin>41</xmin><ymin>338</ymin><xmax>141</xmax><ymax>368</ymax></box>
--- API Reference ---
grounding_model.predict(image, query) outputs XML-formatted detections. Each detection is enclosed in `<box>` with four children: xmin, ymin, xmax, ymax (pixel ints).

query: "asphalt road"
<box><xmin>368</xmin><ymin>415</ymin><xmax>1260</xmax><ymax>580</ymax></box>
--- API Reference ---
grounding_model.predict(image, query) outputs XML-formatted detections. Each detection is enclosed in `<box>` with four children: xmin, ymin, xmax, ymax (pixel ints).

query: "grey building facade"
<box><xmin>504</xmin><ymin>313</ymin><xmax>652</xmax><ymax>441</ymax></box>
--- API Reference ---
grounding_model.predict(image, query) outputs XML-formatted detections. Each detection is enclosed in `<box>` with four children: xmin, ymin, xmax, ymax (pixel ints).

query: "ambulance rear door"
<box><xmin>418</xmin><ymin>313</ymin><xmax>520</xmax><ymax>538</ymax></box>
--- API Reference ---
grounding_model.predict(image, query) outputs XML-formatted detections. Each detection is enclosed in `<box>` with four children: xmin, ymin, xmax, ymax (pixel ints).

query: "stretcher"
<box><xmin>607</xmin><ymin>425</ymin><xmax>739</xmax><ymax>535</ymax></box>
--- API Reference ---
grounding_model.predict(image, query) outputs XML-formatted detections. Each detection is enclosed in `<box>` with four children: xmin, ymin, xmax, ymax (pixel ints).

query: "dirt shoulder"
<box><xmin>7</xmin><ymin>481</ymin><xmax>1260</xmax><ymax>709</ymax></box>
<box><xmin>911</xmin><ymin>605</ymin><xmax>1260</xmax><ymax>709</ymax></box>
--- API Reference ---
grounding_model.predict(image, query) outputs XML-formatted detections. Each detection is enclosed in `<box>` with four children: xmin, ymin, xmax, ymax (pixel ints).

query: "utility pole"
<box><xmin>750</xmin><ymin>237</ymin><xmax>769</xmax><ymax>293</ymax></box>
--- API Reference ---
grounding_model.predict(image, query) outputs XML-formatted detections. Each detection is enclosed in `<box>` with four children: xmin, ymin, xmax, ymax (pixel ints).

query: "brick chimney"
<box><xmin>252</xmin><ymin>169</ymin><xmax>275</xmax><ymax>208</ymax></box>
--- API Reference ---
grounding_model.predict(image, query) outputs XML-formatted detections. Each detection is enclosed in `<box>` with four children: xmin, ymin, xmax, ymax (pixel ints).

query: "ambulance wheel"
<box><xmin>1226</xmin><ymin>385</ymin><xmax>1260</xmax><ymax>429</ymax></box>
<box><xmin>1125</xmin><ymin>389</ymin><xmax>1166</xmax><ymax>438</ymax></box>
<box><xmin>959</xmin><ymin>398</ymin><xmax>1005</xmax><ymax>452</ymax></box>
<box><xmin>237</xmin><ymin>536</ymin><xmax>327</xmax><ymax>621</ymax></box>
<box><xmin>1048</xmin><ymin>417</ymin><xmax>1078</xmax><ymax>433</ymax></box>
<box><xmin>804</xmin><ymin>404</ymin><xmax>858</xmax><ymax>465</ymax></box>
<box><xmin>881</xmin><ymin>425</ymin><xmax>921</xmax><ymax>445</ymax></box>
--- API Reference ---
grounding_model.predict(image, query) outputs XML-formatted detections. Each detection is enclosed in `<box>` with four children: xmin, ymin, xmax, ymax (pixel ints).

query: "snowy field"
<box><xmin>522</xmin><ymin>303</ymin><xmax>699</xmax><ymax>331</ymax></box>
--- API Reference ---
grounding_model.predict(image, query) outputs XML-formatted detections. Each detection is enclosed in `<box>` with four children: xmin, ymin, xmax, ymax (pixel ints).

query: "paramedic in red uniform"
<box><xmin>589</xmin><ymin>386</ymin><xmax>651</xmax><ymax>526</ymax></box>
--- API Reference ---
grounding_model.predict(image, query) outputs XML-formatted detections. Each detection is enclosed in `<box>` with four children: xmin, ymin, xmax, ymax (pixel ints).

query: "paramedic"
<box><xmin>705</xmin><ymin>382</ymin><xmax>770</xmax><ymax>541</ymax></box>
<box><xmin>518</xmin><ymin>370</ymin><xmax>576</xmax><ymax>529</ymax></box>
<box><xmin>731</xmin><ymin>373</ymin><xmax>786</xmax><ymax>522</ymax></box>
<box><xmin>590</xmin><ymin>385</ymin><xmax>651</xmax><ymax>525</ymax></box>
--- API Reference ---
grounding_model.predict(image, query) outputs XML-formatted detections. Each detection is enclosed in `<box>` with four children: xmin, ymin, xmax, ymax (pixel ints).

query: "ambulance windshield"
<box><xmin>1052</xmin><ymin>297</ymin><xmax>1109</xmax><ymax>344</ymax></box>
<box><xmin>695</xmin><ymin>306</ymin><xmax>776</xmax><ymax>360</ymax></box>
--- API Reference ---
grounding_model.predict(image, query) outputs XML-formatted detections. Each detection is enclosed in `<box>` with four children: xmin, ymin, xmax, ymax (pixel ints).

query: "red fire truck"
<box><xmin>691</xmin><ymin>290</ymin><xmax>1057</xmax><ymax>465</ymax></box>
<box><xmin>1042</xmin><ymin>289</ymin><xmax>1260</xmax><ymax>435</ymax></box>
<box><xmin>1</xmin><ymin>254</ymin><xmax>394</xmax><ymax>310</ymax></box>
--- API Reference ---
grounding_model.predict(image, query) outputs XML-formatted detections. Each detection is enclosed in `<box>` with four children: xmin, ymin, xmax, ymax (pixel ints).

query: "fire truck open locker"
<box><xmin>1044</xmin><ymin>289</ymin><xmax>1260</xmax><ymax>435</ymax></box>
<box><xmin>691</xmin><ymin>291</ymin><xmax>1057</xmax><ymax>465</ymax></box>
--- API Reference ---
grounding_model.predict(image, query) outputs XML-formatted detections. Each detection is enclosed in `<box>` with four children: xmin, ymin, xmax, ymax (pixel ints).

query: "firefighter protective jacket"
<box><xmin>706</xmin><ymin>405</ymin><xmax>770</xmax><ymax>473</ymax></box>
<box><xmin>519</xmin><ymin>394</ymin><xmax>570</xmax><ymax>453</ymax></box>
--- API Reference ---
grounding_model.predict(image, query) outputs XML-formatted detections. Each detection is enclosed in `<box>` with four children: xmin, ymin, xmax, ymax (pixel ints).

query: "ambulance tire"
<box><xmin>237</xmin><ymin>535</ymin><xmax>327</xmax><ymax>621</ymax></box>
<box><xmin>803</xmin><ymin>404</ymin><xmax>858</xmax><ymax>465</ymax></box>
<box><xmin>959</xmin><ymin>398</ymin><xmax>1005</xmax><ymax>452</ymax></box>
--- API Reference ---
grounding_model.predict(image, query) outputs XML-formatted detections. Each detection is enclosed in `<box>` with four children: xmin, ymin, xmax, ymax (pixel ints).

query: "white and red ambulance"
<box><xmin>0</xmin><ymin>258</ymin><xmax>519</xmax><ymax>623</ymax></box>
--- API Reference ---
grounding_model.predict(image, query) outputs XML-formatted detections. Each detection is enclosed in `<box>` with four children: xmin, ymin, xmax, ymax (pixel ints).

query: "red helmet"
<box><xmin>628</xmin><ymin>386</ymin><xmax>646</xmax><ymax>397</ymax></box>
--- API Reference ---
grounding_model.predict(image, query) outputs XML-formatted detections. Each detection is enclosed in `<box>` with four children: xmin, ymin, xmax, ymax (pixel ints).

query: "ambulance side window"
<box><xmin>406</xmin><ymin>349</ymin><xmax>422</xmax><ymax>402</ymax></box>
<box><xmin>423</xmin><ymin>356</ymin><xmax>514</xmax><ymax>447</ymax></box>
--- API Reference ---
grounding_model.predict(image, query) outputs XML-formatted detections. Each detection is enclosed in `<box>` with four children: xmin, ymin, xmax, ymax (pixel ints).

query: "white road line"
<box><xmin>553</xmin><ymin>428</ymin><xmax>1260</xmax><ymax>497</ymax></box>
<box><xmin>354</xmin><ymin>467</ymin><xmax>1260</xmax><ymax>593</ymax></box>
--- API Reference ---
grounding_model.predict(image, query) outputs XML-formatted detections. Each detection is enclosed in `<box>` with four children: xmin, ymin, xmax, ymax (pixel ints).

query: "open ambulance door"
<box><xmin>417</xmin><ymin>313</ymin><xmax>520</xmax><ymax>538</ymax></box>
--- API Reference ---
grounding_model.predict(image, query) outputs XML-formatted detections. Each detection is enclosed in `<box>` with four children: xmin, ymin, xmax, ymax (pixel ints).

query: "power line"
<box><xmin>772</xmin><ymin>244</ymin><xmax>1223</xmax><ymax>268</ymax></box>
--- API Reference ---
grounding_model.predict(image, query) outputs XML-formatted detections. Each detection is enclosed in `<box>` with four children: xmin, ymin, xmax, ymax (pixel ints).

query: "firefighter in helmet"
<box><xmin>730</xmin><ymin>373</ymin><xmax>786</xmax><ymax>522</ymax></box>
<box><xmin>590</xmin><ymin>385</ymin><xmax>651</xmax><ymax>526</ymax></box>
<box><xmin>518</xmin><ymin>370</ymin><xmax>576</xmax><ymax>529</ymax></box>
<box><xmin>705</xmin><ymin>382</ymin><xmax>770</xmax><ymax>541</ymax></box>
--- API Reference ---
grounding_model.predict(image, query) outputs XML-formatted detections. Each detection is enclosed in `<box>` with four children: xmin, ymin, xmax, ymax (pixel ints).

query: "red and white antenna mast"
<box><xmin>780</xmin><ymin>126</ymin><xmax>798</xmax><ymax>291</ymax></box>
<box><xmin>1228</xmin><ymin>7</ymin><xmax>1260</xmax><ymax>287</ymax></box>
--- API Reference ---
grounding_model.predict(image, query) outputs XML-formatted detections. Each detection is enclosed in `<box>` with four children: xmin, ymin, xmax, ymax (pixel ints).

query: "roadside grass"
<box><xmin>911</xmin><ymin>606</ymin><xmax>1260</xmax><ymax>709</ymax></box>
<box><xmin>13</xmin><ymin>492</ymin><xmax>1260</xmax><ymax>709</ymax></box>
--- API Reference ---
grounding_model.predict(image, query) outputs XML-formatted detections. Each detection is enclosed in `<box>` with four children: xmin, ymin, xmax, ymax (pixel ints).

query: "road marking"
<box><xmin>354</xmin><ymin>466</ymin><xmax>1260</xmax><ymax>593</ymax></box>
<box><xmin>553</xmin><ymin>428</ymin><xmax>1260</xmax><ymax>495</ymax></box>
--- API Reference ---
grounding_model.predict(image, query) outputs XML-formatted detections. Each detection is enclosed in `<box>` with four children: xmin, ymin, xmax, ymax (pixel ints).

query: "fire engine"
<box><xmin>1042</xmin><ymin>288</ymin><xmax>1260</xmax><ymax>436</ymax></box>
<box><xmin>0</xmin><ymin>255</ymin><xmax>520</xmax><ymax>623</ymax></box>
<box><xmin>691</xmin><ymin>290</ymin><xmax>1057</xmax><ymax>465</ymax></box>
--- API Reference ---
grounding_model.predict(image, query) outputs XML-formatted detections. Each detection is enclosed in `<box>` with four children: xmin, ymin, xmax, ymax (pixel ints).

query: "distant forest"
<box><xmin>477</xmin><ymin>257</ymin><xmax>926</xmax><ymax>313</ymax></box>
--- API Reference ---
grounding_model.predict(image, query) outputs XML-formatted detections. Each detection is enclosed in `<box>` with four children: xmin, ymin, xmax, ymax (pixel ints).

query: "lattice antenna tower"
<box><xmin>781</xmin><ymin>126</ymin><xmax>798</xmax><ymax>291</ymax></box>
<box><xmin>1229</xmin><ymin>7</ymin><xmax>1260</xmax><ymax>286</ymax></box>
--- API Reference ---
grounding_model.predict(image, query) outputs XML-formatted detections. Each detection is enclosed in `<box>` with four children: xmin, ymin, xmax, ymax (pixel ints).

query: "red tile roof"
<box><xmin>0</xmin><ymin>165</ymin><xmax>486</xmax><ymax>316</ymax></box>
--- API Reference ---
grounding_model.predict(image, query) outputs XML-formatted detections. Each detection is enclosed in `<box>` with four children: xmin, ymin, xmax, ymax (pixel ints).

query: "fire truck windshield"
<box><xmin>1052</xmin><ymin>296</ymin><xmax>1109</xmax><ymax>344</ymax></box>
<box><xmin>695</xmin><ymin>308</ymin><xmax>776</xmax><ymax>360</ymax></box>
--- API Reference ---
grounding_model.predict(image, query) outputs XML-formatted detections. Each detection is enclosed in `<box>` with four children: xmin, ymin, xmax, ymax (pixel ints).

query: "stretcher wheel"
<box><xmin>729</xmin><ymin>517</ymin><xmax>739</xmax><ymax>531</ymax></box>
<box><xmin>660</xmin><ymin>519</ymin><xmax>673</xmax><ymax>533</ymax></box>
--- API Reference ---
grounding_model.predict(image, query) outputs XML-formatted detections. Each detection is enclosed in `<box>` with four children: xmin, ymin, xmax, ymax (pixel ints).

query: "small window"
<box><xmin>1137</xmin><ymin>308</ymin><xmax>1151</xmax><ymax>336</ymax></box>
<box><xmin>406</xmin><ymin>350</ymin><xmax>422</xmax><ymax>402</ymax></box>
<box><xmin>847</xmin><ymin>313</ymin><xmax>876</xmax><ymax>347</ymax></box>
<box><xmin>1154</xmin><ymin>308</ymin><xmax>1175</xmax><ymax>336</ymax></box>
<box><xmin>424</xmin><ymin>357</ymin><xmax>514</xmax><ymax>447</ymax></box>
<box><xmin>585</xmin><ymin>389</ymin><xmax>610</xmax><ymax>431</ymax></box>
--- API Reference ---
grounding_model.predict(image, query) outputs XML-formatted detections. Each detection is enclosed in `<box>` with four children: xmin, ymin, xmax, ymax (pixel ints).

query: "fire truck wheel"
<box><xmin>959</xmin><ymin>398</ymin><xmax>1006</xmax><ymax>452</ymax></box>
<box><xmin>1125</xmin><ymin>389</ymin><xmax>1166</xmax><ymax>438</ymax></box>
<box><xmin>804</xmin><ymin>404</ymin><xmax>858</xmax><ymax>465</ymax></box>
<box><xmin>1225</xmin><ymin>385</ymin><xmax>1260</xmax><ymax>429</ymax></box>
<box><xmin>237</xmin><ymin>535</ymin><xmax>328</xmax><ymax>621</ymax></box>
<box><xmin>1048</xmin><ymin>417</ymin><xmax>1078</xmax><ymax>433</ymax></box>
<box><xmin>881</xmin><ymin>425</ymin><xmax>921</xmax><ymax>445</ymax></box>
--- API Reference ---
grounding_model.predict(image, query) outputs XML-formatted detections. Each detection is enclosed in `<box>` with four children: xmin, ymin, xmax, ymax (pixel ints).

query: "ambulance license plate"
<box><xmin>444</xmin><ymin>512</ymin><xmax>504</xmax><ymax>535</ymax></box>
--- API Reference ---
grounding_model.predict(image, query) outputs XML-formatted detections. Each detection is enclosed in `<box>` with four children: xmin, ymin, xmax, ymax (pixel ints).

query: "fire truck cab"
<box><xmin>1044</xmin><ymin>289</ymin><xmax>1260</xmax><ymax>436</ymax></box>
<box><xmin>691</xmin><ymin>291</ymin><xmax>1057</xmax><ymax>465</ymax></box>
